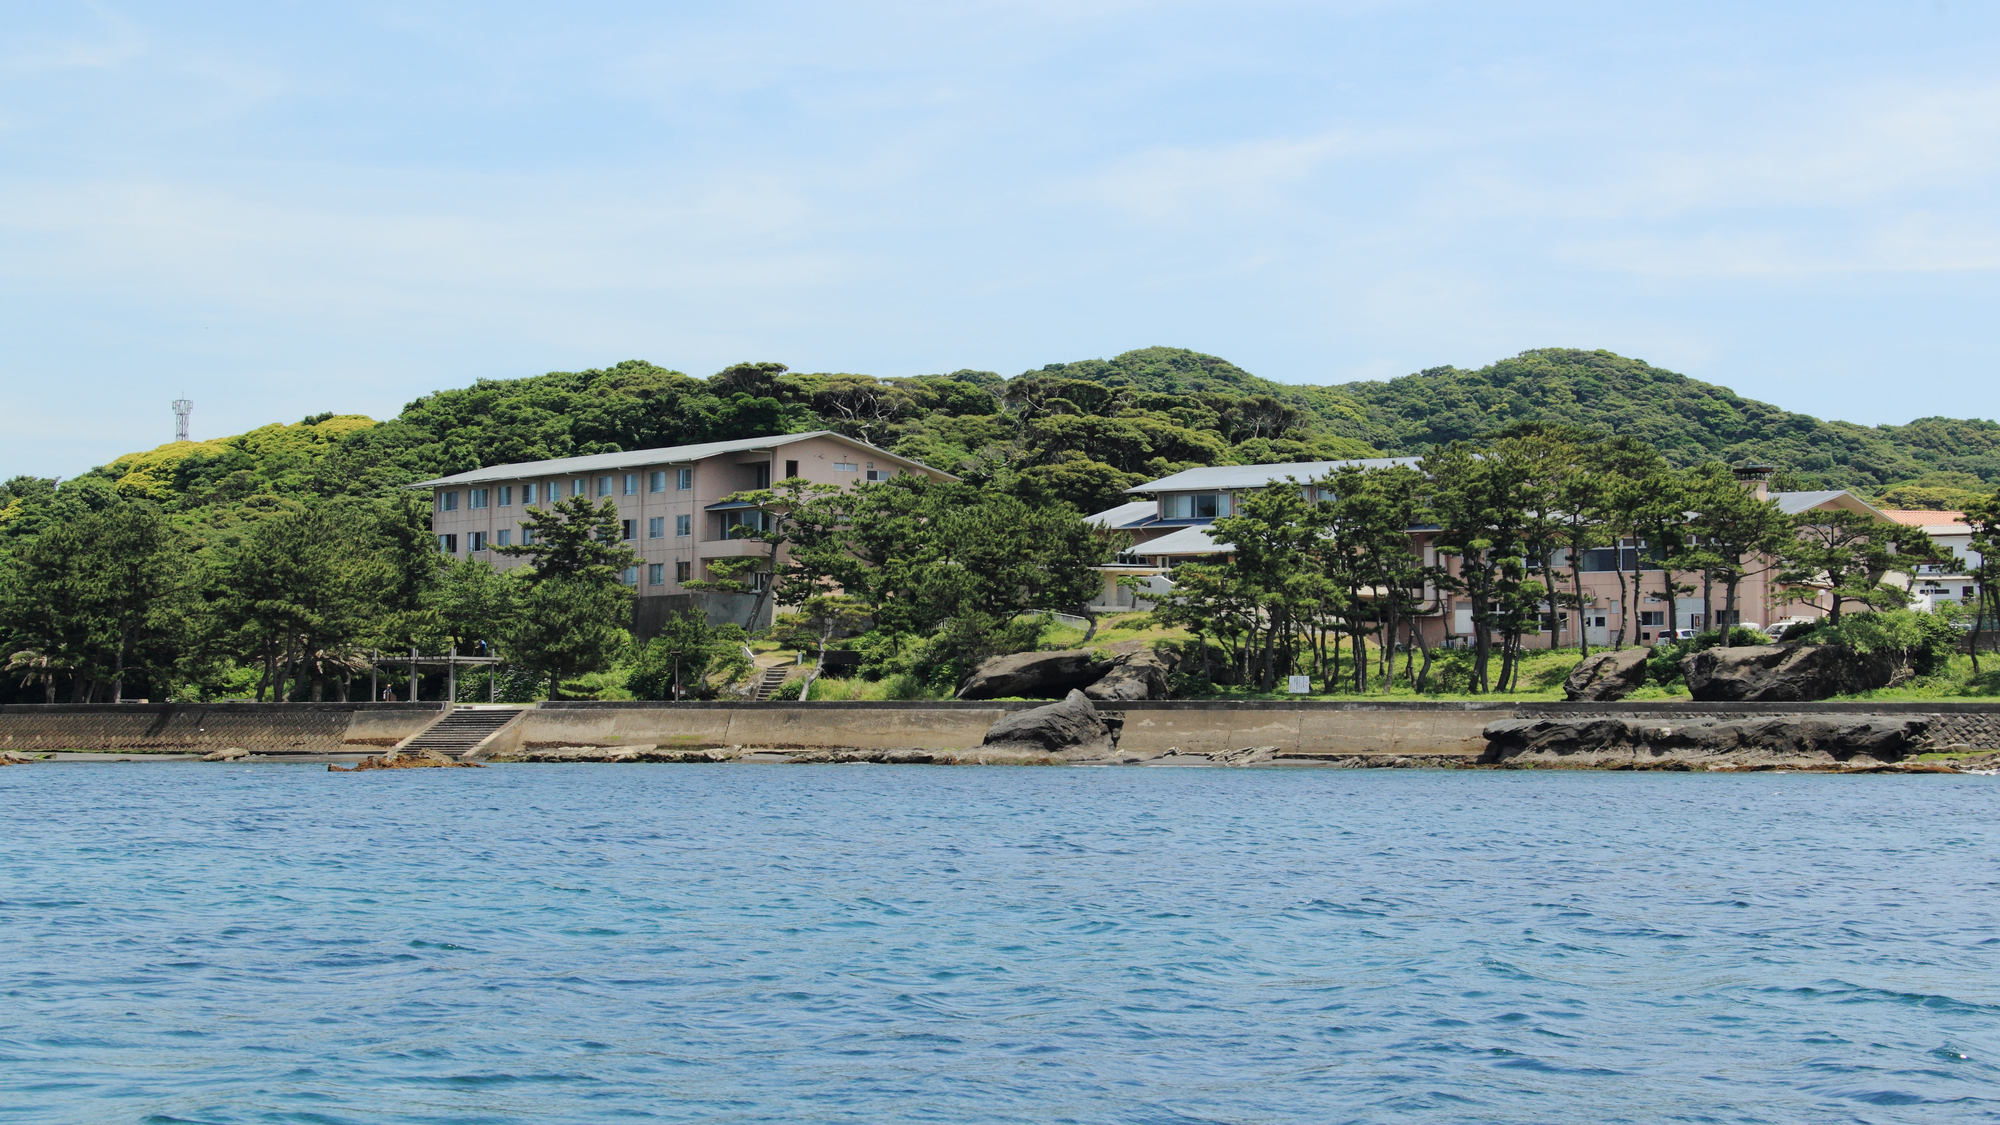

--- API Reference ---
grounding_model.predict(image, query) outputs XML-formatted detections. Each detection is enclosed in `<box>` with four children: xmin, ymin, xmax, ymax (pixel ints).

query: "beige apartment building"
<box><xmin>414</xmin><ymin>431</ymin><xmax>953</xmax><ymax>632</ymax></box>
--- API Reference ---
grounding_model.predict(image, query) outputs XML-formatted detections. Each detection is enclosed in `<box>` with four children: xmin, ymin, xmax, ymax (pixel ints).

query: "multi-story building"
<box><xmin>414</xmin><ymin>431</ymin><xmax>953</xmax><ymax>632</ymax></box>
<box><xmin>1087</xmin><ymin>459</ymin><xmax>1975</xmax><ymax>648</ymax></box>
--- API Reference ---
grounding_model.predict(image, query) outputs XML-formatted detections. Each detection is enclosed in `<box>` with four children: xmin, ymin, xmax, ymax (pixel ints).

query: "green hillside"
<box><xmin>5</xmin><ymin>347</ymin><xmax>1995</xmax><ymax>550</ymax></box>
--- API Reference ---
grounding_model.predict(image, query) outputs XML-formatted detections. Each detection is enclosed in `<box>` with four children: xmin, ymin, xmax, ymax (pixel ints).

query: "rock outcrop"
<box><xmin>978</xmin><ymin>690</ymin><xmax>1115</xmax><ymax>758</ymax></box>
<box><xmin>957</xmin><ymin>650</ymin><xmax>1116</xmax><ymax>700</ymax></box>
<box><xmin>1563</xmin><ymin>648</ymin><xmax>1649</xmax><ymax>702</ymax></box>
<box><xmin>1481</xmin><ymin>715</ymin><xmax>1930</xmax><ymax>768</ymax></box>
<box><xmin>330</xmin><ymin>748</ymin><xmax>485</xmax><ymax>771</ymax></box>
<box><xmin>1084</xmin><ymin>649</ymin><xmax>1179</xmax><ymax>701</ymax></box>
<box><xmin>200</xmin><ymin>746</ymin><xmax>251</xmax><ymax>762</ymax></box>
<box><xmin>504</xmin><ymin>744</ymin><xmax>739</xmax><ymax>763</ymax></box>
<box><xmin>1209</xmin><ymin>745</ymin><xmax>1280</xmax><ymax>766</ymax></box>
<box><xmin>1682</xmin><ymin>643</ymin><xmax>1903</xmax><ymax>702</ymax></box>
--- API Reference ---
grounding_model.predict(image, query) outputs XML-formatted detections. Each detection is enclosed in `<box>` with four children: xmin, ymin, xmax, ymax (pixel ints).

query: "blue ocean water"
<box><xmin>2</xmin><ymin>764</ymin><xmax>1997</xmax><ymax>1124</ymax></box>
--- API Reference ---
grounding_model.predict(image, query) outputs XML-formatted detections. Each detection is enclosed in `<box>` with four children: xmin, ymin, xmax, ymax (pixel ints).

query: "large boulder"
<box><xmin>1482</xmin><ymin>715</ymin><xmax>1930</xmax><ymax>767</ymax></box>
<box><xmin>979</xmin><ymin>690</ymin><xmax>1114</xmax><ymax>758</ymax></box>
<box><xmin>1682</xmin><ymin>643</ymin><xmax>1903</xmax><ymax>702</ymax></box>
<box><xmin>1563</xmin><ymin>648</ymin><xmax>1649</xmax><ymax>702</ymax></box>
<box><xmin>958</xmin><ymin>650</ymin><xmax>1115</xmax><ymax>700</ymax></box>
<box><xmin>1084</xmin><ymin>648</ymin><xmax>1179</xmax><ymax>701</ymax></box>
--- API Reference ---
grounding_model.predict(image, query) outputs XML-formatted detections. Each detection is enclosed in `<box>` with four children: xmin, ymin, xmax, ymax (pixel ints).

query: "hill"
<box><xmin>5</xmin><ymin>347</ymin><xmax>1995</xmax><ymax>548</ymax></box>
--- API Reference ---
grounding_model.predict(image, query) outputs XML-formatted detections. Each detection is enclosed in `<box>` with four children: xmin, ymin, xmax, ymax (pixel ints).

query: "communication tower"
<box><xmin>172</xmin><ymin>399</ymin><xmax>193</xmax><ymax>443</ymax></box>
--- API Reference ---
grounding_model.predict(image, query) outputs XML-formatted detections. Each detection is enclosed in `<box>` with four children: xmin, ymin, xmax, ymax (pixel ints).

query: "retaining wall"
<box><xmin>0</xmin><ymin>702</ymin><xmax>446</xmax><ymax>753</ymax></box>
<box><xmin>7</xmin><ymin>700</ymin><xmax>1997</xmax><ymax>756</ymax></box>
<box><xmin>532</xmin><ymin>700</ymin><xmax>2000</xmax><ymax>758</ymax></box>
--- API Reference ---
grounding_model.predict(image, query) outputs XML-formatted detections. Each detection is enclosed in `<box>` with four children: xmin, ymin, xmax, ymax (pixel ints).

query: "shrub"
<box><xmin>1647</xmin><ymin>626</ymin><xmax>1771</xmax><ymax>685</ymax></box>
<box><xmin>1809</xmin><ymin>609</ymin><xmax>1961</xmax><ymax>676</ymax></box>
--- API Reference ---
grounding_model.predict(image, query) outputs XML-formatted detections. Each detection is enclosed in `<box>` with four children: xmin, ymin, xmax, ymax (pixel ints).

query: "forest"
<box><xmin>3</xmin><ymin>345</ymin><xmax>1997</xmax><ymax>704</ymax></box>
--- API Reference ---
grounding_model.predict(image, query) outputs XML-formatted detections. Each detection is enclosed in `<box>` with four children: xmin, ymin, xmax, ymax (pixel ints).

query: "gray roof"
<box><xmin>1083</xmin><ymin>501</ymin><xmax>1160</xmax><ymax>530</ymax></box>
<box><xmin>411</xmin><ymin>431</ymin><xmax>950</xmax><ymax>488</ymax></box>
<box><xmin>1127</xmin><ymin>457</ymin><xmax>1421</xmax><ymax>494</ymax></box>
<box><xmin>1772</xmin><ymin>490</ymin><xmax>1883</xmax><ymax>518</ymax></box>
<box><xmin>1133</xmin><ymin>524</ymin><xmax>1233</xmax><ymax>556</ymax></box>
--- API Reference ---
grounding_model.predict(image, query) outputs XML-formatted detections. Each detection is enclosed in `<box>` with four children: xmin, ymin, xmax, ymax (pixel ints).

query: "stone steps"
<box><xmin>404</xmin><ymin>707</ymin><xmax>525</xmax><ymax>753</ymax></box>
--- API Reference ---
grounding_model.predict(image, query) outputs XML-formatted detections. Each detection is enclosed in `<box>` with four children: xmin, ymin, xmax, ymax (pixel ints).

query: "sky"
<box><xmin>3</xmin><ymin>0</ymin><xmax>1997</xmax><ymax>479</ymax></box>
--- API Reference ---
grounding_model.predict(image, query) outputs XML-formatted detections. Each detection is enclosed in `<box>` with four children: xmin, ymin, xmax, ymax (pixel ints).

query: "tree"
<box><xmin>778</xmin><ymin>475</ymin><xmax>1107</xmax><ymax>684</ymax></box>
<box><xmin>3</xmin><ymin>502</ymin><xmax>199</xmax><ymax>702</ymax></box>
<box><xmin>500</xmin><ymin>577</ymin><xmax>631</xmax><ymax>700</ymax></box>
<box><xmin>1962</xmin><ymin>489</ymin><xmax>2000</xmax><ymax>674</ymax></box>
<box><xmin>1423</xmin><ymin>444</ymin><xmax>1533</xmax><ymax>692</ymax></box>
<box><xmin>499</xmin><ymin>495</ymin><xmax>636</xmax><ymax>583</ymax></box>
<box><xmin>422</xmin><ymin>558</ymin><xmax>518</xmax><ymax>657</ymax></box>
<box><xmin>1779</xmin><ymin>509</ymin><xmax>1945</xmax><ymax>624</ymax></box>
<box><xmin>628</xmin><ymin>609</ymin><xmax>728</xmax><ymax>701</ymax></box>
<box><xmin>766</xmin><ymin>594</ymin><xmax>874</xmax><ymax>699</ymax></box>
<box><xmin>222</xmin><ymin>505</ymin><xmax>394</xmax><ymax>701</ymax></box>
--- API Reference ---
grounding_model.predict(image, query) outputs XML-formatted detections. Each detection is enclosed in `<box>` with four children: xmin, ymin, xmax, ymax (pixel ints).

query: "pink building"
<box><xmin>415</xmin><ymin>432</ymin><xmax>953</xmax><ymax>632</ymax></box>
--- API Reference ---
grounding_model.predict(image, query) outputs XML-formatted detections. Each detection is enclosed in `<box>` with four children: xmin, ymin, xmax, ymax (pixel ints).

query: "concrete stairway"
<box><xmin>402</xmin><ymin>707</ymin><xmax>526</xmax><ymax>756</ymax></box>
<box><xmin>751</xmin><ymin>666</ymin><xmax>791</xmax><ymax>702</ymax></box>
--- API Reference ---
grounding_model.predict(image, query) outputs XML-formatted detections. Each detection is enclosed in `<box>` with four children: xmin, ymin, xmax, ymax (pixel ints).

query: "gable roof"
<box><xmin>410</xmin><ymin>431</ymin><xmax>953</xmax><ymax>488</ymax></box>
<box><xmin>1877</xmin><ymin>508</ymin><xmax>1969</xmax><ymax>530</ymax></box>
<box><xmin>1772</xmin><ymin>490</ymin><xmax>1887</xmax><ymax>519</ymax></box>
<box><xmin>1083</xmin><ymin>501</ymin><xmax>1161</xmax><ymax>530</ymax></box>
<box><xmin>1127</xmin><ymin>457</ymin><xmax>1421</xmax><ymax>494</ymax></box>
<box><xmin>1132</xmin><ymin>523</ymin><xmax>1233</xmax><ymax>556</ymax></box>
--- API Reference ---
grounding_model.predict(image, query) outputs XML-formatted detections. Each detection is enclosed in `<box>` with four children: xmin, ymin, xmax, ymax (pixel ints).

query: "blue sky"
<box><xmin>3</xmin><ymin>1</ymin><xmax>1996</xmax><ymax>479</ymax></box>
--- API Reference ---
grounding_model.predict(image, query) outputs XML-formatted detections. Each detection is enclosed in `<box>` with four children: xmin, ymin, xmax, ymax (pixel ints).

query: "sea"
<box><xmin>2</xmin><ymin>763</ymin><xmax>1996</xmax><ymax>1124</ymax></box>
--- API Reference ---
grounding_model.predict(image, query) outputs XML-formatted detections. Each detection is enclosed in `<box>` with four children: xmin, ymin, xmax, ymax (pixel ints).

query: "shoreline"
<box><xmin>4</xmin><ymin>699</ymin><xmax>1997</xmax><ymax>773</ymax></box>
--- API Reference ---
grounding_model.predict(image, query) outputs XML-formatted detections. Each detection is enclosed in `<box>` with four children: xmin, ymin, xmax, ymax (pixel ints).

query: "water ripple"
<box><xmin>2</xmin><ymin>765</ymin><xmax>1997</xmax><ymax>1123</ymax></box>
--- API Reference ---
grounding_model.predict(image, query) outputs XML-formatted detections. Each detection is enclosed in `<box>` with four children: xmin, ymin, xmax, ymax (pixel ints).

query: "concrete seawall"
<box><xmin>5</xmin><ymin>700</ymin><xmax>1997</xmax><ymax>758</ymax></box>
<box><xmin>0</xmin><ymin>702</ymin><xmax>446</xmax><ymax>754</ymax></box>
<box><xmin>529</xmin><ymin>700</ymin><xmax>2000</xmax><ymax>759</ymax></box>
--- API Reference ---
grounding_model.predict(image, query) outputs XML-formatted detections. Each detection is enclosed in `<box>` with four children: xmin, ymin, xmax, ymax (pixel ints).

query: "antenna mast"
<box><xmin>172</xmin><ymin>399</ymin><xmax>193</xmax><ymax>442</ymax></box>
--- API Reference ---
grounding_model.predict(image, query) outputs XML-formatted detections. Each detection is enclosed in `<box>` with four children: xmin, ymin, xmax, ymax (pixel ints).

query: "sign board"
<box><xmin>1287</xmin><ymin>675</ymin><xmax>1311</xmax><ymax>694</ymax></box>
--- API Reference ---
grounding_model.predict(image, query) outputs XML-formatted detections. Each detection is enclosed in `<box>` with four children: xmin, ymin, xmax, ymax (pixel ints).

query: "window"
<box><xmin>785</xmin><ymin>460</ymin><xmax>799</xmax><ymax>479</ymax></box>
<box><xmin>437</xmin><ymin>533</ymin><xmax>458</xmax><ymax>553</ymax></box>
<box><xmin>1640</xmin><ymin>611</ymin><xmax>1665</xmax><ymax>627</ymax></box>
<box><xmin>499</xmin><ymin>486</ymin><xmax>512</xmax><ymax>507</ymax></box>
<box><xmin>621</xmin><ymin>519</ymin><xmax>636</xmax><ymax>541</ymax></box>
<box><xmin>469</xmin><ymin>488</ymin><xmax>488</xmax><ymax>509</ymax></box>
<box><xmin>648</xmin><ymin>516</ymin><xmax>664</xmax><ymax>539</ymax></box>
<box><xmin>833</xmin><ymin>462</ymin><xmax>857</xmax><ymax>472</ymax></box>
<box><xmin>866</xmin><ymin>466</ymin><xmax>893</xmax><ymax>482</ymax></box>
<box><xmin>1966</xmin><ymin>587</ymin><xmax>1978</xmax><ymax>599</ymax></box>
<box><xmin>1579</xmin><ymin>547</ymin><xmax>1662</xmax><ymax>573</ymax></box>
<box><xmin>622</xmin><ymin>473</ymin><xmax>637</xmax><ymax>496</ymax></box>
<box><xmin>571</xmin><ymin>478</ymin><xmax>585</xmax><ymax>498</ymax></box>
<box><xmin>441</xmin><ymin>491</ymin><xmax>458</xmax><ymax>512</ymax></box>
<box><xmin>469</xmin><ymin>531</ymin><xmax>487</xmax><ymax>552</ymax></box>
<box><xmin>523</xmin><ymin>483</ymin><xmax>536</xmax><ymax>504</ymax></box>
<box><xmin>620</xmin><ymin>566</ymin><xmax>638</xmax><ymax>586</ymax></box>
<box><xmin>751</xmin><ymin>463</ymin><xmax>771</xmax><ymax>489</ymax></box>
<box><xmin>520</xmin><ymin>526</ymin><xmax>536</xmax><ymax>546</ymax></box>
<box><xmin>649</xmin><ymin>471</ymin><xmax>665</xmax><ymax>493</ymax></box>
<box><xmin>748</xmin><ymin>570</ymin><xmax>771</xmax><ymax>592</ymax></box>
<box><xmin>496</xmin><ymin>529</ymin><xmax>511</xmax><ymax>547</ymax></box>
<box><xmin>598</xmin><ymin>476</ymin><xmax>613</xmax><ymax>498</ymax></box>
<box><xmin>648</xmin><ymin>563</ymin><xmax>664</xmax><ymax>585</ymax></box>
<box><xmin>723</xmin><ymin>510</ymin><xmax>773</xmax><ymax>535</ymax></box>
<box><xmin>675</xmin><ymin>513</ymin><xmax>691</xmax><ymax>537</ymax></box>
<box><xmin>1162</xmin><ymin>493</ymin><xmax>1230</xmax><ymax>520</ymax></box>
<box><xmin>675</xmin><ymin>560</ymin><xmax>691</xmax><ymax>583</ymax></box>
<box><xmin>676</xmin><ymin>468</ymin><xmax>692</xmax><ymax>490</ymax></box>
